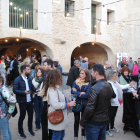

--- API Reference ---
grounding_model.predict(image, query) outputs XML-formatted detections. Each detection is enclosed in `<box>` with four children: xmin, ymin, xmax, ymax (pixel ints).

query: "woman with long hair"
<box><xmin>42</xmin><ymin>69</ymin><xmax>76</xmax><ymax>140</ymax></box>
<box><xmin>13</xmin><ymin>54</ymin><xmax>22</xmax><ymax>80</ymax></box>
<box><xmin>32</xmin><ymin>68</ymin><xmax>44</xmax><ymax>131</ymax></box>
<box><xmin>71</xmin><ymin>69</ymin><xmax>91</xmax><ymax>140</ymax></box>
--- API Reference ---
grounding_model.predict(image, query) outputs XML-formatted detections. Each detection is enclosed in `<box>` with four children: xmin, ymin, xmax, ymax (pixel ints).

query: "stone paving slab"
<box><xmin>1</xmin><ymin>88</ymin><xmax>139</xmax><ymax>140</ymax></box>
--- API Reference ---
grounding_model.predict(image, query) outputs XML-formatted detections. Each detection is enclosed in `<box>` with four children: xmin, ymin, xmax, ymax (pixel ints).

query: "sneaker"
<box><xmin>35</xmin><ymin>128</ymin><xmax>40</xmax><ymax>131</ymax></box>
<box><xmin>110</xmin><ymin>127</ymin><xmax>120</xmax><ymax>133</ymax></box>
<box><xmin>106</xmin><ymin>130</ymin><xmax>113</xmax><ymax>137</ymax></box>
<box><xmin>28</xmin><ymin>130</ymin><xmax>35</xmax><ymax>136</ymax></box>
<box><xmin>18</xmin><ymin>131</ymin><xmax>26</xmax><ymax>139</ymax></box>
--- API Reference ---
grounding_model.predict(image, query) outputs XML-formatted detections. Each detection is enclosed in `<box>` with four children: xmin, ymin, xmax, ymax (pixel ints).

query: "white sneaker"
<box><xmin>106</xmin><ymin>130</ymin><xmax>113</xmax><ymax>137</ymax></box>
<box><xmin>110</xmin><ymin>127</ymin><xmax>120</xmax><ymax>133</ymax></box>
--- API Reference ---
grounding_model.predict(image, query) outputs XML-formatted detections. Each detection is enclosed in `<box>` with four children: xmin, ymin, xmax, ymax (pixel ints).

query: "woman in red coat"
<box><xmin>132</xmin><ymin>61</ymin><xmax>139</xmax><ymax>75</ymax></box>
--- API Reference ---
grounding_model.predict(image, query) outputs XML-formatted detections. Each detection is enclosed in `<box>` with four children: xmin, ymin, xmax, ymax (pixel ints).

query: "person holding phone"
<box><xmin>13</xmin><ymin>65</ymin><xmax>40</xmax><ymax>139</ymax></box>
<box><xmin>71</xmin><ymin>69</ymin><xmax>91</xmax><ymax>140</ymax></box>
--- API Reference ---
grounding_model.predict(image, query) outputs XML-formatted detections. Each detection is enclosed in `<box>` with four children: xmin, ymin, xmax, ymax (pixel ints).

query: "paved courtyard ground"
<box><xmin>1</xmin><ymin>88</ymin><xmax>139</xmax><ymax>140</ymax></box>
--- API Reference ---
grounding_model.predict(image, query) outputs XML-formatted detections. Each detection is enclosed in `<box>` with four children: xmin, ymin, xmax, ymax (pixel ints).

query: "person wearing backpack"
<box><xmin>0</xmin><ymin>76</ymin><xmax>16</xmax><ymax>140</ymax></box>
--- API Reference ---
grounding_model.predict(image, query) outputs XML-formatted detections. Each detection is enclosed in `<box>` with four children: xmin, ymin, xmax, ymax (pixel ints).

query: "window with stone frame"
<box><xmin>9</xmin><ymin>0</ymin><xmax>37</xmax><ymax>29</ymax></box>
<box><xmin>65</xmin><ymin>0</ymin><xmax>75</xmax><ymax>17</ymax></box>
<box><xmin>91</xmin><ymin>4</ymin><xmax>96</xmax><ymax>34</ymax></box>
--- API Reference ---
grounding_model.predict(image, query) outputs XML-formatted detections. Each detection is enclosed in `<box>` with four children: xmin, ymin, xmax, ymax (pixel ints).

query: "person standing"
<box><xmin>13</xmin><ymin>65</ymin><xmax>39</xmax><ymax>139</ymax></box>
<box><xmin>0</xmin><ymin>58</ymin><xmax>6</xmax><ymax>86</ymax></box>
<box><xmin>71</xmin><ymin>69</ymin><xmax>91</xmax><ymax>139</ymax></box>
<box><xmin>39</xmin><ymin>59</ymin><xmax>53</xmax><ymax>140</ymax></box>
<box><xmin>32</xmin><ymin>68</ymin><xmax>44</xmax><ymax>131</ymax></box>
<box><xmin>8</xmin><ymin>55</ymin><xmax>16</xmax><ymax>87</ymax></box>
<box><xmin>137</xmin><ymin>58</ymin><xmax>140</xmax><ymax>71</ymax></box>
<box><xmin>132</xmin><ymin>61</ymin><xmax>139</xmax><ymax>75</ymax></box>
<box><xmin>79</xmin><ymin>64</ymin><xmax>115</xmax><ymax>140</ymax></box>
<box><xmin>67</xmin><ymin>60</ymin><xmax>80</xmax><ymax>88</ymax></box>
<box><xmin>13</xmin><ymin>54</ymin><xmax>22</xmax><ymax>80</ymax></box>
<box><xmin>30</xmin><ymin>53</ymin><xmax>36</xmax><ymax>64</ymax></box>
<box><xmin>43</xmin><ymin>59</ymin><xmax>53</xmax><ymax>83</ymax></box>
<box><xmin>127</xmin><ymin>57</ymin><xmax>134</xmax><ymax>73</ymax></box>
<box><xmin>105</xmin><ymin>61</ymin><xmax>113</xmax><ymax>71</ymax></box>
<box><xmin>5</xmin><ymin>56</ymin><xmax>11</xmax><ymax>86</ymax></box>
<box><xmin>54</xmin><ymin>59</ymin><xmax>63</xmax><ymax>75</ymax></box>
<box><xmin>46</xmin><ymin>69</ymin><xmax>76</xmax><ymax>140</ymax></box>
<box><xmin>81</xmin><ymin>57</ymin><xmax>88</xmax><ymax>69</ymax></box>
<box><xmin>105</xmin><ymin>70</ymin><xmax>134</xmax><ymax>137</ymax></box>
<box><xmin>0</xmin><ymin>76</ymin><xmax>16</xmax><ymax>140</ymax></box>
<box><xmin>79</xmin><ymin>56</ymin><xmax>84</xmax><ymax>64</ymax></box>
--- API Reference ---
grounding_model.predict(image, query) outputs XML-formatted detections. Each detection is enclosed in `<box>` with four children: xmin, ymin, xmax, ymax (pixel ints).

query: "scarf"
<box><xmin>35</xmin><ymin>77</ymin><xmax>43</xmax><ymax>89</ymax></box>
<box><xmin>76</xmin><ymin>77</ymin><xmax>89</xmax><ymax>89</ymax></box>
<box><xmin>110</xmin><ymin>80</ymin><xmax>123</xmax><ymax>101</ymax></box>
<box><xmin>122</xmin><ymin>75</ymin><xmax>131</xmax><ymax>84</ymax></box>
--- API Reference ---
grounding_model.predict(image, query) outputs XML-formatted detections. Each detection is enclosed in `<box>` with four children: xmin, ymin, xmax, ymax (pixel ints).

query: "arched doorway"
<box><xmin>0</xmin><ymin>37</ymin><xmax>53</xmax><ymax>61</ymax></box>
<box><xmin>71</xmin><ymin>42</ymin><xmax>108</xmax><ymax>66</ymax></box>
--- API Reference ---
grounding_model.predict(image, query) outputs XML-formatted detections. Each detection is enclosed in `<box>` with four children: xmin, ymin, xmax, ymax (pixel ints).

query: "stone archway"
<box><xmin>70</xmin><ymin>42</ymin><xmax>114</xmax><ymax>68</ymax></box>
<box><xmin>72</xmin><ymin>43</ymin><xmax>108</xmax><ymax>65</ymax></box>
<box><xmin>0</xmin><ymin>37</ymin><xmax>54</xmax><ymax>60</ymax></box>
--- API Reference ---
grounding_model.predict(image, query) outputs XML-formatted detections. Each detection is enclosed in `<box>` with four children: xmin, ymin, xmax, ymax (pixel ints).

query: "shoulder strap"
<box><xmin>48</xmin><ymin>89</ymin><xmax>60</xmax><ymax>103</ymax></box>
<box><xmin>0</xmin><ymin>92</ymin><xmax>9</xmax><ymax>107</ymax></box>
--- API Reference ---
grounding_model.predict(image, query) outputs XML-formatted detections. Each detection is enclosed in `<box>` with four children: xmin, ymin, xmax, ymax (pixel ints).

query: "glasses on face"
<box><xmin>114</xmin><ymin>75</ymin><xmax>118</xmax><ymax>77</ymax></box>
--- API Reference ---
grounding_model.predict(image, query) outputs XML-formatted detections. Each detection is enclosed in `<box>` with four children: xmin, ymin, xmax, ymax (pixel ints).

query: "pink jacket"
<box><xmin>132</xmin><ymin>64</ymin><xmax>139</xmax><ymax>75</ymax></box>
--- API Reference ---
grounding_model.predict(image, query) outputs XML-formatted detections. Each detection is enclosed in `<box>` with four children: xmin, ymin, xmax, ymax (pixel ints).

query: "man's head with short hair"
<box><xmin>31</xmin><ymin>53</ymin><xmax>36</xmax><ymax>59</ymax></box>
<box><xmin>129</xmin><ymin>57</ymin><xmax>132</xmax><ymax>62</ymax></box>
<box><xmin>43</xmin><ymin>59</ymin><xmax>53</xmax><ymax>70</ymax></box>
<box><xmin>53</xmin><ymin>61</ymin><xmax>58</xmax><ymax>69</ymax></box>
<box><xmin>91</xmin><ymin>64</ymin><xmax>106</xmax><ymax>80</ymax></box>
<box><xmin>105</xmin><ymin>61</ymin><xmax>111</xmax><ymax>69</ymax></box>
<box><xmin>20</xmin><ymin>65</ymin><xmax>31</xmax><ymax>77</ymax></box>
<box><xmin>74</xmin><ymin>60</ymin><xmax>80</xmax><ymax>68</ymax></box>
<box><xmin>138</xmin><ymin>58</ymin><xmax>140</xmax><ymax>63</ymax></box>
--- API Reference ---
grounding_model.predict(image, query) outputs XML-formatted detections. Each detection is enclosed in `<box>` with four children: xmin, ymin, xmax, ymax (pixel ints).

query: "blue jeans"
<box><xmin>1</xmin><ymin>73</ymin><xmax>6</xmax><ymax>86</ymax></box>
<box><xmin>52</xmin><ymin>130</ymin><xmax>65</xmax><ymax>140</ymax></box>
<box><xmin>85</xmin><ymin>123</ymin><xmax>107</xmax><ymax>140</ymax></box>
<box><xmin>0</xmin><ymin>118</ymin><xmax>12</xmax><ymax>140</ymax></box>
<box><xmin>34</xmin><ymin>95</ymin><xmax>43</xmax><ymax>129</ymax></box>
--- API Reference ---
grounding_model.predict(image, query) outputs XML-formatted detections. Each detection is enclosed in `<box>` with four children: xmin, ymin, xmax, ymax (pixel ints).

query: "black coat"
<box><xmin>80</xmin><ymin>79</ymin><xmax>116</xmax><ymax>127</ymax></box>
<box><xmin>13</xmin><ymin>75</ymin><xmax>36</xmax><ymax>103</ymax></box>
<box><xmin>67</xmin><ymin>65</ymin><xmax>79</xmax><ymax>87</ymax></box>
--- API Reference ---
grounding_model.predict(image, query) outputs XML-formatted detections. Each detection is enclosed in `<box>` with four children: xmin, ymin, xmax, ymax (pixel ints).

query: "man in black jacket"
<box><xmin>80</xmin><ymin>64</ymin><xmax>115</xmax><ymax>140</ymax></box>
<box><xmin>67</xmin><ymin>60</ymin><xmax>80</xmax><ymax>87</ymax></box>
<box><xmin>13</xmin><ymin>65</ymin><xmax>39</xmax><ymax>139</ymax></box>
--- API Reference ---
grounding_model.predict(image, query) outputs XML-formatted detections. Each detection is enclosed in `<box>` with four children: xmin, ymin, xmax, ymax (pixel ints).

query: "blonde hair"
<box><xmin>23</xmin><ymin>58</ymin><xmax>30</xmax><ymax>65</ymax></box>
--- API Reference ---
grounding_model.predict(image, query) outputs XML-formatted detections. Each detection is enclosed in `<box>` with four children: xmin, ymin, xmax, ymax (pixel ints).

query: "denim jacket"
<box><xmin>71</xmin><ymin>81</ymin><xmax>91</xmax><ymax>107</ymax></box>
<box><xmin>0</xmin><ymin>86</ymin><xmax>16</xmax><ymax>118</ymax></box>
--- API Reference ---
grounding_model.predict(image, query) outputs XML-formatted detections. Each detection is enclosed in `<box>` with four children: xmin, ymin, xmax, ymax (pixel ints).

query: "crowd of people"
<box><xmin>0</xmin><ymin>54</ymin><xmax>140</xmax><ymax>140</ymax></box>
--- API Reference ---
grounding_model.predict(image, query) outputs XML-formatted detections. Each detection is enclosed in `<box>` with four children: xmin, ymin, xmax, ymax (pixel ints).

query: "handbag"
<box><xmin>47</xmin><ymin>90</ymin><xmax>64</xmax><ymax>125</ymax></box>
<box><xmin>72</xmin><ymin>101</ymin><xmax>83</xmax><ymax>112</ymax></box>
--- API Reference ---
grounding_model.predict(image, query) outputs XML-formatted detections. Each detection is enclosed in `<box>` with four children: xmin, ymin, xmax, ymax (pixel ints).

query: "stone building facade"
<box><xmin>0</xmin><ymin>0</ymin><xmax>139</xmax><ymax>71</ymax></box>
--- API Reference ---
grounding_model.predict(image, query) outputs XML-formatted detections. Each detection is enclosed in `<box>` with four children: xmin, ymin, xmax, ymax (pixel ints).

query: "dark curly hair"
<box><xmin>121</xmin><ymin>66</ymin><xmax>131</xmax><ymax>75</ymax></box>
<box><xmin>44</xmin><ymin>69</ymin><xmax>62</xmax><ymax>96</ymax></box>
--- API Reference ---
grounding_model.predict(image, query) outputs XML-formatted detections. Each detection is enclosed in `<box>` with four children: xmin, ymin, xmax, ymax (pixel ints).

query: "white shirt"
<box><xmin>21</xmin><ymin>74</ymin><xmax>31</xmax><ymax>102</ymax></box>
